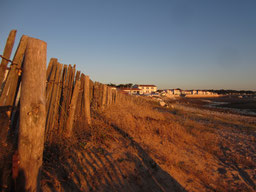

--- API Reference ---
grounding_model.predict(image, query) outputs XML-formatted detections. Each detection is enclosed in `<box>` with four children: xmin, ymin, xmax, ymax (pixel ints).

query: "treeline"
<box><xmin>107</xmin><ymin>83</ymin><xmax>133</xmax><ymax>88</ymax></box>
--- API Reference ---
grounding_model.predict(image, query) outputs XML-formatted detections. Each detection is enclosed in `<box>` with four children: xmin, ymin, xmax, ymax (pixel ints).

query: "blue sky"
<box><xmin>1</xmin><ymin>0</ymin><xmax>256</xmax><ymax>90</ymax></box>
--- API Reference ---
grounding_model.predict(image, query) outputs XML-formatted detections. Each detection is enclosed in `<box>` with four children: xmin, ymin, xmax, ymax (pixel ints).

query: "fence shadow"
<box><xmin>41</xmin><ymin>124</ymin><xmax>187</xmax><ymax>192</ymax></box>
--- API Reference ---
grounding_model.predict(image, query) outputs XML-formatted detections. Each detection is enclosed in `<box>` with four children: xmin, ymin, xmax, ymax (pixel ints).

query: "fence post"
<box><xmin>45</xmin><ymin>61</ymin><xmax>61</xmax><ymax>137</ymax></box>
<box><xmin>0</xmin><ymin>30</ymin><xmax>17</xmax><ymax>87</ymax></box>
<box><xmin>84</xmin><ymin>75</ymin><xmax>91</xmax><ymax>125</ymax></box>
<box><xmin>0</xmin><ymin>35</ymin><xmax>28</xmax><ymax>106</ymax></box>
<box><xmin>66</xmin><ymin>80</ymin><xmax>81</xmax><ymax>137</ymax></box>
<box><xmin>102</xmin><ymin>84</ymin><xmax>107</xmax><ymax>109</ymax></box>
<box><xmin>17</xmin><ymin>37</ymin><xmax>46</xmax><ymax>191</ymax></box>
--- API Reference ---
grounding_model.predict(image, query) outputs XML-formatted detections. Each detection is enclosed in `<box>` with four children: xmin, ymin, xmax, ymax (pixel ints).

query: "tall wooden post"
<box><xmin>17</xmin><ymin>37</ymin><xmax>46</xmax><ymax>191</ymax></box>
<box><xmin>0</xmin><ymin>30</ymin><xmax>17</xmax><ymax>87</ymax></box>
<box><xmin>84</xmin><ymin>75</ymin><xmax>91</xmax><ymax>125</ymax></box>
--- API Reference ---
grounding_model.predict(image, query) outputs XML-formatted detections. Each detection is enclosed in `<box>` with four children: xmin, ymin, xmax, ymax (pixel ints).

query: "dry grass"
<box><xmin>100</xmin><ymin>95</ymin><xmax>256</xmax><ymax>192</ymax></box>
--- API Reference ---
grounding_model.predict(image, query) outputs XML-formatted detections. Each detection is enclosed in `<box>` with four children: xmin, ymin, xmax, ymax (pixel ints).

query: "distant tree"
<box><xmin>107</xmin><ymin>83</ymin><xmax>117</xmax><ymax>87</ymax></box>
<box><xmin>116</xmin><ymin>83</ymin><xmax>133</xmax><ymax>88</ymax></box>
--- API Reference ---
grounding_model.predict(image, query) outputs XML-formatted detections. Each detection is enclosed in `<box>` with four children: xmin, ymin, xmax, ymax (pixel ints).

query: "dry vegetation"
<box><xmin>41</xmin><ymin>95</ymin><xmax>256</xmax><ymax>192</ymax></box>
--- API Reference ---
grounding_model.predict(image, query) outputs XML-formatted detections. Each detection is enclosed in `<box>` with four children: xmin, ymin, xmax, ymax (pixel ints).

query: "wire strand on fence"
<box><xmin>0</xmin><ymin>55</ymin><xmax>22</xmax><ymax>75</ymax></box>
<box><xmin>0</xmin><ymin>54</ymin><xmax>18</xmax><ymax>66</ymax></box>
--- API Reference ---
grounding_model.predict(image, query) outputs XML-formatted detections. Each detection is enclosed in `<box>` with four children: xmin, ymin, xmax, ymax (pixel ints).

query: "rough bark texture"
<box><xmin>17</xmin><ymin>37</ymin><xmax>46</xmax><ymax>192</ymax></box>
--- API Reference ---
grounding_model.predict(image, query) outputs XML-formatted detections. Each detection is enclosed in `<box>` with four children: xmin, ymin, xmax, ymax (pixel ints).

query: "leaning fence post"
<box><xmin>0</xmin><ymin>30</ymin><xmax>17</xmax><ymax>88</ymax></box>
<box><xmin>0</xmin><ymin>35</ymin><xmax>28</xmax><ymax>107</ymax></box>
<box><xmin>17</xmin><ymin>37</ymin><xmax>46</xmax><ymax>191</ymax></box>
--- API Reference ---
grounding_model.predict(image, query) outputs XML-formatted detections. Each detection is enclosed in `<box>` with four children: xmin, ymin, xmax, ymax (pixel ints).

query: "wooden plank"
<box><xmin>106</xmin><ymin>87</ymin><xmax>110</xmax><ymax>106</ymax></box>
<box><xmin>0</xmin><ymin>35</ymin><xmax>28</xmax><ymax>191</ymax></box>
<box><xmin>17</xmin><ymin>37</ymin><xmax>46</xmax><ymax>192</ymax></box>
<box><xmin>92</xmin><ymin>82</ymin><xmax>98</xmax><ymax>109</ymax></box>
<box><xmin>58</xmin><ymin>65</ymin><xmax>68</xmax><ymax>133</ymax></box>
<box><xmin>107</xmin><ymin>87</ymin><xmax>113</xmax><ymax>106</ymax></box>
<box><xmin>46</xmin><ymin>58</ymin><xmax>56</xmax><ymax>81</ymax></box>
<box><xmin>74</xmin><ymin>76</ymin><xmax>83</xmax><ymax>123</ymax></box>
<box><xmin>63</xmin><ymin>65</ymin><xmax>74</xmax><ymax>130</ymax></box>
<box><xmin>79</xmin><ymin>74</ymin><xmax>85</xmax><ymax>116</ymax></box>
<box><xmin>96</xmin><ymin>82</ymin><xmax>101</xmax><ymax>108</ymax></box>
<box><xmin>89</xmin><ymin>79</ymin><xmax>93</xmax><ymax>103</ymax></box>
<box><xmin>66</xmin><ymin>65</ymin><xmax>76</xmax><ymax>107</ymax></box>
<box><xmin>46</xmin><ymin>58</ymin><xmax>58</xmax><ymax>95</ymax></box>
<box><xmin>99</xmin><ymin>83</ymin><xmax>103</xmax><ymax>109</ymax></box>
<box><xmin>45</xmin><ymin>59</ymin><xmax>57</xmax><ymax>123</ymax></box>
<box><xmin>102</xmin><ymin>84</ymin><xmax>107</xmax><ymax>109</ymax></box>
<box><xmin>0</xmin><ymin>35</ymin><xmax>28</xmax><ymax>106</ymax></box>
<box><xmin>0</xmin><ymin>30</ymin><xmax>17</xmax><ymax>87</ymax></box>
<box><xmin>84</xmin><ymin>75</ymin><xmax>91</xmax><ymax>125</ymax></box>
<box><xmin>73</xmin><ymin>70</ymin><xmax>80</xmax><ymax>122</ymax></box>
<box><xmin>51</xmin><ymin>63</ymin><xmax>63</xmax><ymax>133</ymax></box>
<box><xmin>113</xmin><ymin>89</ymin><xmax>117</xmax><ymax>103</ymax></box>
<box><xmin>109</xmin><ymin>88</ymin><xmax>113</xmax><ymax>105</ymax></box>
<box><xmin>74</xmin><ymin>70</ymin><xmax>80</xmax><ymax>84</ymax></box>
<box><xmin>65</xmin><ymin>80</ymin><xmax>80</xmax><ymax>137</ymax></box>
<box><xmin>45</xmin><ymin>62</ymin><xmax>61</xmax><ymax>137</ymax></box>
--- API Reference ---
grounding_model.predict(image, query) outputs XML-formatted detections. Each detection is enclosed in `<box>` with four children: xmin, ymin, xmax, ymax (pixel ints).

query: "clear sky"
<box><xmin>1</xmin><ymin>0</ymin><xmax>255</xmax><ymax>90</ymax></box>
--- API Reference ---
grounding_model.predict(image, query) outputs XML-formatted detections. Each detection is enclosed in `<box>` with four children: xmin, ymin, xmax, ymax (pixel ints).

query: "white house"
<box><xmin>182</xmin><ymin>90</ymin><xmax>193</xmax><ymax>95</ymax></box>
<box><xmin>173</xmin><ymin>89</ymin><xmax>182</xmax><ymax>95</ymax></box>
<box><xmin>133</xmin><ymin>84</ymin><xmax>157</xmax><ymax>94</ymax></box>
<box><xmin>166</xmin><ymin>89</ymin><xmax>174</xmax><ymax>95</ymax></box>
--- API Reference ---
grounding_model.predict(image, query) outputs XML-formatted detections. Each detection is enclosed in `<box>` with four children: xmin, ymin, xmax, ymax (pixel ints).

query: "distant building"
<box><xmin>173</xmin><ymin>89</ymin><xmax>182</xmax><ymax>95</ymax></box>
<box><xmin>120</xmin><ymin>87</ymin><xmax>143</xmax><ymax>95</ymax></box>
<box><xmin>182</xmin><ymin>90</ymin><xmax>192</xmax><ymax>95</ymax></box>
<box><xmin>166</xmin><ymin>89</ymin><xmax>174</xmax><ymax>95</ymax></box>
<box><xmin>165</xmin><ymin>89</ymin><xmax>182</xmax><ymax>95</ymax></box>
<box><xmin>133</xmin><ymin>85</ymin><xmax>157</xmax><ymax>94</ymax></box>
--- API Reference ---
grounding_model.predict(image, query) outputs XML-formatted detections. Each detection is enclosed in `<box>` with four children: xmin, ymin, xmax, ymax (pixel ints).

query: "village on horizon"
<box><xmin>107</xmin><ymin>84</ymin><xmax>256</xmax><ymax>98</ymax></box>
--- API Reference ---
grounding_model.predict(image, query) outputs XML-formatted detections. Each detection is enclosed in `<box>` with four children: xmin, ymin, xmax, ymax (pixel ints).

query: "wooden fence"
<box><xmin>0</xmin><ymin>30</ymin><xmax>119</xmax><ymax>191</ymax></box>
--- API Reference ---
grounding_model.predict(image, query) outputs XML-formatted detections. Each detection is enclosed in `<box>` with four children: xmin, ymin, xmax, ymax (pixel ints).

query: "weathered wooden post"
<box><xmin>102</xmin><ymin>84</ymin><xmax>107</xmax><ymax>109</ymax></box>
<box><xmin>65</xmin><ymin>80</ymin><xmax>81</xmax><ymax>137</ymax></box>
<box><xmin>46</xmin><ymin>58</ymin><xmax>56</xmax><ymax>81</ymax></box>
<box><xmin>89</xmin><ymin>79</ymin><xmax>93</xmax><ymax>103</ymax></box>
<box><xmin>107</xmin><ymin>87</ymin><xmax>112</xmax><ymax>106</ymax></box>
<box><xmin>0</xmin><ymin>35</ymin><xmax>28</xmax><ymax>106</ymax></box>
<box><xmin>17</xmin><ymin>37</ymin><xmax>46</xmax><ymax>191</ymax></box>
<box><xmin>58</xmin><ymin>64</ymin><xmax>68</xmax><ymax>132</ymax></box>
<box><xmin>0</xmin><ymin>35</ymin><xmax>27</xmax><ymax>192</ymax></box>
<box><xmin>84</xmin><ymin>75</ymin><xmax>91</xmax><ymax>125</ymax></box>
<box><xmin>0</xmin><ymin>30</ymin><xmax>17</xmax><ymax>87</ymax></box>
<box><xmin>45</xmin><ymin>62</ymin><xmax>61</xmax><ymax>136</ymax></box>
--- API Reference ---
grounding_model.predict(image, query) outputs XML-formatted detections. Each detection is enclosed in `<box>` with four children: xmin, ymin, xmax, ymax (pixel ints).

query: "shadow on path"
<box><xmin>41</xmin><ymin>124</ymin><xmax>187</xmax><ymax>192</ymax></box>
